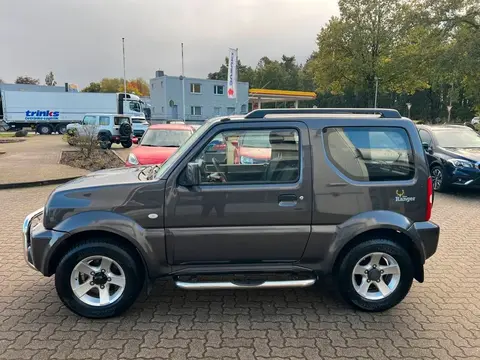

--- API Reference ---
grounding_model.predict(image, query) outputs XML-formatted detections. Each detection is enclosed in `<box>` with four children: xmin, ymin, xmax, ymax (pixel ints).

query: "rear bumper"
<box><xmin>411</xmin><ymin>221</ymin><xmax>440</xmax><ymax>260</ymax></box>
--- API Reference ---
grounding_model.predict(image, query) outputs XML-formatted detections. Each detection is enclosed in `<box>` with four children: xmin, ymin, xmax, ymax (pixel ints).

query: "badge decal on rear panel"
<box><xmin>395</xmin><ymin>189</ymin><xmax>416</xmax><ymax>203</ymax></box>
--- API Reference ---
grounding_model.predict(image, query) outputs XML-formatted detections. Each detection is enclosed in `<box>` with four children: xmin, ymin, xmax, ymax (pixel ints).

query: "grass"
<box><xmin>0</xmin><ymin>132</ymin><xmax>34</xmax><ymax>138</ymax></box>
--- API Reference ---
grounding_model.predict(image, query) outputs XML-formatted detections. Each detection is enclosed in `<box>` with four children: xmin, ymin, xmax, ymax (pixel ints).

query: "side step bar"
<box><xmin>175</xmin><ymin>278</ymin><xmax>316</xmax><ymax>290</ymax></box>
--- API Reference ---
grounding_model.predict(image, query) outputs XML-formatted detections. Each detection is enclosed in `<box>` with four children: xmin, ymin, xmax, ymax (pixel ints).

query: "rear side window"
<box><xmin>99</xmin><ymin>116</ymin><xmax>110</xmax><ymax>126</ymax></box>
<box><xmin>324</xmin><ymin>127</ymin><xmax>414</xmax><ymax>182</ymax></box>
<box><xmin>114</xmin><ymin>117</ymin><xmax>130</xmax><ymax>125</ymax></box>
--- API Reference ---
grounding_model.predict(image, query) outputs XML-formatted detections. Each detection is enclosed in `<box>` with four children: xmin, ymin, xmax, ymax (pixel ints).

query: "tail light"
<box><xmin>426</xmin><ymin>176</ymin><xmax>433</xmax><ymax>221</ymax></box>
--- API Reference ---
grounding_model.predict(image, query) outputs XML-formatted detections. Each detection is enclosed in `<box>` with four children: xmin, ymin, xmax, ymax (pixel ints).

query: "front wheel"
<box><xmin>337</xmin><ymin>239</ymin><xmax>414</xmax><ymax>312</ymax></box>
<box><xmin>431</xmin><ymin>165</ymin><xmax>448</xmax><ymax>192</ymax></box>
<box><xmin>55</xmin><ymin>240</ymin><xmax>144</xmax><ymax>318</ymax></box>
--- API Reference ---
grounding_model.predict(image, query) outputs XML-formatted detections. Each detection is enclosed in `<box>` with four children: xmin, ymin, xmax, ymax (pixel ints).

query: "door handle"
<box><xmin>278</xmin><ymin>194</ymin><xmax>297</xmax><ymax>207</ymax></box>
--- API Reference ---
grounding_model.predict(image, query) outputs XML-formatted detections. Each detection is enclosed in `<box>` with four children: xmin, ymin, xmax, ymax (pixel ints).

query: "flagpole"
<box><xmin>122</xmin><ymin>38</ymin><xmax>127</xmax><ymax>97</ymax></box>
<box><xmin>235</xmin><ymin>48</ymin><xmax>238</xmax><ymax>114</ymax></box>
<box><xmin>181</xmin><ymin>43</ymin><xmax>186</xmax><ymax>121</ymax></box>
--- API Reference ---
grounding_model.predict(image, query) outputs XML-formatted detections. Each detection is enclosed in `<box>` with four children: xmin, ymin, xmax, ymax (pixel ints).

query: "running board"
<box><xmin>175</xmin><ymin>278</ymin><xmax>316</xmax><ymax>290</ymax></box>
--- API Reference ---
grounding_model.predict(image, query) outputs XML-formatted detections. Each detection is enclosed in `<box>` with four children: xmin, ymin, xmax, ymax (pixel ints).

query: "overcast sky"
<box><xmin>0</xmin><ymin>0</ymin><xmax>338</xmax><ymax>88</ymax></box>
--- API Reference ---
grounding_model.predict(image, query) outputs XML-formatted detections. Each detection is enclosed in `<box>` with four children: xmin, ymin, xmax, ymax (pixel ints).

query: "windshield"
<box><xmin>155</xmin><ymin>121</ymin><xmax>211</xmax><ymax>179</ymax></box>
<box><xmin>129</xmin><ymin>101</ymin><xmax>142</xmax><ymax>113</ymax></box>
<box><xmin>141</xmin><ymin>129</ymin><xmax>192</xmax><ymax>147</ymax></box>
<box><xmin>240</xmin><ymin>131</ymin><xmax>271</xmax><ymax>148</ymax></box>
<box><xmin>433</xmin><ymin>128</ymin><xmax>480</xmax><ymax>148</ymax></box>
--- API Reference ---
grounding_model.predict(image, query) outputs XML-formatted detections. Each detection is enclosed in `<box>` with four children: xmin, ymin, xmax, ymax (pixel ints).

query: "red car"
<box><xmin>233</xmin><ymin>130</ymin><xmax>272</xmax><ymax>164</ymax></box>
<box><xmin>126</xmin><ymin>124</ymin><xmax>195</xmax><ymax>166</ymax></box>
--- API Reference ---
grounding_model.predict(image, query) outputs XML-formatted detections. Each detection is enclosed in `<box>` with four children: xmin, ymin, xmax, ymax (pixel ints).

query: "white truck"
<box><xmin>0</xmin><ymin>90</ymin><xmax>147</xmax><ymax>134</ymax></box>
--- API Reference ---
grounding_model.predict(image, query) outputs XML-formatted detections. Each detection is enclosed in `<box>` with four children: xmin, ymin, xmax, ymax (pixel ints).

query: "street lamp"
<box><xmin>406</xmin><ymin>103</ymin><xmax>412</xmax><ymax>118</ymax></box>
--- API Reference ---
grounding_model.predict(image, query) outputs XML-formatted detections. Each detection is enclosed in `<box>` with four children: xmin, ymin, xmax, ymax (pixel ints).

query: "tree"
<box><xmin>82</xmin><ymin>82</ymin><xmax>101</xmax><ymax>92</ymax></box>
<box><xmin>45</xmin><ymin>71</ymin><xmax>57</xmax><ymax>86</ymax></box>
<box><xmin>100</xmin><ymin>78</ymin><xmax>124</xmax><ymax>93</ymax></box>
<box><xmin>120</xmin><ymin>78</ymin><xmax>150</xmax><ymax>96</ymax></box>
<box><xmin>208</xmin><ymin>58</ymin><xmax>256</xmax><ymax>84</ymax></box>
<box><xmin>15</xmin><ymin>76</ymin><xmax>39</xmax><ymax>85</ymax></box>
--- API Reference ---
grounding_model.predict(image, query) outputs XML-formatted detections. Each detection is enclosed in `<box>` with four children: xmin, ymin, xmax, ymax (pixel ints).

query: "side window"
<box><xmin>129</xmin><ymin>101</ymin><xmax>141</xmax><ymax>112</ymax></box>
<box><xmin>191</xmin><ymin>128</ymin><xmax>300</xmax><ymax>184</ymax></box>
<box><xmin>324</xmin><ymin>127</ymin><xmax>414</xmax><ymax>182</ymax></box>
<box><xmin>82</xmin><ymin>116</ymin><xmax>96</xmax><ymax>125</ymax></box>
<box><xmin>114</xmin><ymin>117</ymin><xmax>130</xmax><ymax>125</ymax></box>
<box><xmin>419</xmin><ymin>129</ymin><xmax>433</xmax><ymax>146</ymax></box>
<box><xmin>99</xmin><ymin>116</ymin><xmax>110</xmax><ymax>126</ymax></box>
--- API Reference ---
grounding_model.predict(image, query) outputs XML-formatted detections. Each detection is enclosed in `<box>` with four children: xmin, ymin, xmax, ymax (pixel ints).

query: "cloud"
<box><xmin>0</xmin><ymin>0</ymin><xmax>338</xmax><ymax>87</ymax></box>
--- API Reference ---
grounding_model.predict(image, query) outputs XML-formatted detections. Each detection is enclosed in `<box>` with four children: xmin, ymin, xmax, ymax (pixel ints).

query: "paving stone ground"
<box><xmin>0</xmin><ymin>186</ymin><xmax>479</xmax><ymax>360</ymax></box>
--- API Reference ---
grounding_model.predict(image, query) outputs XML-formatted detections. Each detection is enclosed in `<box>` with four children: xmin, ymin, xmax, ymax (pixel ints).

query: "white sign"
<box><xmin>227</xmin><ymin>48</ymin><xmax>238</xmax><ymax>99</ymax></box>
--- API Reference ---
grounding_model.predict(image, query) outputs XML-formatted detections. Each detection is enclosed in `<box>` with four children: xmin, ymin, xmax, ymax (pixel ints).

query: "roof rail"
<box><xmin>244</xmin><ymin>108</ymin><xmax>402</xmax><ymax>119</ymax></box>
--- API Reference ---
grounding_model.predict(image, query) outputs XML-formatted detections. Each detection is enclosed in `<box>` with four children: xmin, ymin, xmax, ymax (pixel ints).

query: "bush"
<box><xmin>15</xmin><ymin>129</ymin><xmax>29</xmax><ymax>137</ymax></box>
<box><xmin>63</xmin><ymin>125</ymin><xmax>100</xmax><ymax>159</ymax></box>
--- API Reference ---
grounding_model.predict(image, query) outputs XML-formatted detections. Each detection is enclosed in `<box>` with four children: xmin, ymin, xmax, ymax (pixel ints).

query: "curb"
<box><xmin>111</xmin><ymin>149</ymin><xmax>127</xmax><ymax>164</ymax></box>
<box><xmin>0</xmin><ymin>177</ymin><xmax>80</xmax><ymax>190</ymax></box>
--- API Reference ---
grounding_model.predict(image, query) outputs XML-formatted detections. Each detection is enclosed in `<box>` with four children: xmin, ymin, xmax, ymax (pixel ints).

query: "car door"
<box><xmin>77</xmin><ymin>115</ymin><xmax>97</xmax><ymax>136</ymax></box>
<box><xmin>164</xmin><ymin>121</ymin><xmax>312</xmax><ymax>265</ymax></box>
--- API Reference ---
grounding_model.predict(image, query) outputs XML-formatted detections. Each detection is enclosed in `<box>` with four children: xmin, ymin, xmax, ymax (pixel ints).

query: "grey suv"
<box><xmin>23</xmin><ymin>108</ymin><xmax>439</xmax><ymax>318</ymax></box>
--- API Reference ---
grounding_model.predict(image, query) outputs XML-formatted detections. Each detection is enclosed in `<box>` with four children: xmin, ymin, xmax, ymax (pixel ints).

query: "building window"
<box><xmin>241</xmin><ymin>104</ymin><xmax>247</xmax><ymax>114</ymax></box>
<box><xmin>191</xmin><ymin>106</ymin><xmax>202</xmax><ymax>116</ymax></box>
<box><xmin>161</xmin><ymin>106</ymin><xmax>164</xmax><ymax>114</ymax></box>
<box><xmin>214</xmin><ymin>85</ymin><xmax>224</xmax><ymax>95</ymax></box>
<box><xmin>323</xmin><ymin>127</ymin><xmax>414</xmax><ymax>182</ymax></box>
<box><xmin>151</xmin><ymin>83</ymin><xmax>155</xmax><ymax>89</ymax></box>
<box><xmin>213</xmin><ymin>107</ymin><xmax>221</xmax><ymax>116</ymax></box>
<box><xmin>161</xmin><ymin>81</ymin><xmax>164</xmax><ymax>88</ymax></box>
<box><xmin>227</xmin><ymin>107</ymin><xmax>235</xmax><ymax>115</ymax></box>
<box><xmin>190</xmin><ymin>83</ymin><xmax>202</xmax><ymax>94</ymax></box>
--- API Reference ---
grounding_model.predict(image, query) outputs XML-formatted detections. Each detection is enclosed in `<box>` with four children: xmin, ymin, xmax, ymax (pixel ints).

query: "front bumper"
<box><xmin>22</xmin><ymin>208</ymin><xmax>44</xmax><ymax>271</ymax></box>
<box><xmin>411</xmin><ymin>221</ymin><xmax>440</xmax><ymax>260</ymax></box>
<box><xmin>446</xmin><ymin>165</ymin><xmax>480</xmax><ymax>188</ymax></box>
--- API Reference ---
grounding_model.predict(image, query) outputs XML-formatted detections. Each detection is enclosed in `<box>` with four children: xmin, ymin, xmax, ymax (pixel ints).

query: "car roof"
<box><xmin>417</xmin><ymin>124</ymin><xmax>470</xmax><ymax>130</ymax></box>
<box><xmin>84</xmin><ymin>113</ymin><xmax>131</xmax><ymax>117</ymax></box>
<box><xmin>149</xmin><ymin>124</ymin><xmax>194</xmax><ymax>131</ymax></box>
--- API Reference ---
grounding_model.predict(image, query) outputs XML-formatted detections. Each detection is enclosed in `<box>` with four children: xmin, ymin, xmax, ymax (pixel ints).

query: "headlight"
<box><xmin>127</xmin><ymin>153</ymin><xmax>139</xmax><ymax>165</ymax></box>
<box><xmin>240</xmin><ymin>156</ymin><xmax>254</xmax><ymax>165</ymax></box>
<box><xmin>447</xmin><ymin>159</ymin><xmax>474</xmax><ymax>168</ymax></box>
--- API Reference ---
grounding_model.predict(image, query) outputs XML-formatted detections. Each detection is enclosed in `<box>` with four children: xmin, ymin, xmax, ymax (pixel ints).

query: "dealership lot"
<box><xmin>0</xmin><ymin>186</ymin><xmax>479</xmax><ymax>360</ymax></box>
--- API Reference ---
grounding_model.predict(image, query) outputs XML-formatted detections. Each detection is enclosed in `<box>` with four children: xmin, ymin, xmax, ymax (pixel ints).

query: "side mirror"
<box><xmin>422</xmin><ymin>142</ymin><xmax>432</xmax><ymax>152</ymax></box>
<box><xmin>180</xmin><ymin>162</ymin><xmax>201</xmax><ymax>186</ymax></box>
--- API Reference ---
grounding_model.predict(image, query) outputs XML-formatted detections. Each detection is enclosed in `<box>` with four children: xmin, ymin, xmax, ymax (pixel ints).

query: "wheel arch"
<box><xmin>46</xmin><ymin>229</ymin><xmax>148</xmax><ymax>277</ymax></box>
<box><xmin>332</xmin><ymin>228</ymin><xmax>424</xmax><ymax>283</ymax></box>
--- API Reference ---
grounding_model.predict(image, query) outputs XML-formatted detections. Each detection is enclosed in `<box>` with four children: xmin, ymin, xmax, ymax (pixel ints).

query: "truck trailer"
<box><xmin>0</xmin><ymin>90</ymin><xmax>146</xmax><ymax>134</ymax></box>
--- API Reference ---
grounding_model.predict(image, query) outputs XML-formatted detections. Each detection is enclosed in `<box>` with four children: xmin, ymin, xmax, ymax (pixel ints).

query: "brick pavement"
<box><xmin>0</xmin><ymin>186</ymin><xmax>479</xmax><ymax>360</ymax></box>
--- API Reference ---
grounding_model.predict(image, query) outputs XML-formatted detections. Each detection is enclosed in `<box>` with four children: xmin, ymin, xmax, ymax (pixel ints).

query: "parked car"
<box><xmin>66</xmin><ymin>113</ymin><xmax>133</xmax><ymax>149</ymax></box>
<box><xmin>126</xmin><ymin>123</ymin><xmax>195</xmax><ymax>166</ymax></box>
<box><xmin>471</xmin><ymin>116</ymin><xmax>480</xmax><ymax>126</ymax></box>
<box><xmin>233</xmin><ymin>130</ymin><xmax>272</xmax><ymax>164</ymax></box>
<box><xmin>23</xmin><ymin>108</ymin><xmax>438</xmax><ymax>318</ymax></box>
<box><xmin>131</xmin><ymin>117</ymin><xmax>149</xmax><ymax>138</ymax></box>
<box><xmin>417</xmin><ymin>124</ymin><xmax>480</xmax><ymax>191</ymax></box>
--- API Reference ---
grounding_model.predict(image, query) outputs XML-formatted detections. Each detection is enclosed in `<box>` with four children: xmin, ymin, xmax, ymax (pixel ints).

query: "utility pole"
<box><xmin>122</xmin><ymin>38</ymin><xmax>127</xmax><ymax>97</ymax></box>
<box><xmin>406</xmin><ymin>102</ymin><xmax>412</xmax><ymax>118</ymax></box>
<box><xmin>181</xmin><ymin>43</ymin><xmax>186</xmax><ymax>121</ymax></box>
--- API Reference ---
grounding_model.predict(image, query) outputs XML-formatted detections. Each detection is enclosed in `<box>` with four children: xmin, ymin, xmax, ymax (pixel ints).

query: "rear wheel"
<box><xmin>121</xmin><ymin>139</ymin><xmax>132</xmax><ymax>148</ymax></box>
<box><xmin>55</xmin><ymin>240</ymin><xmax>144</xmax><ymax>318</ymax></box>
<box><xmin>98</xmin><ymin>134</ymin><xmax>112</xmax><ymax>149</ymax></box>
<box><xmin>36</xmin><ymin>124</ymin><xmax>52</xmax><ymax>135</ymax></box>
<box><xmin>337</xmin><ymin>239</ymin><xmax>414</xmax><ymax>312</ymax></box>
<box><xmin>56</xmin><ymin>124</ymin><xmax>67</xmax><ymax>135</ymax></box>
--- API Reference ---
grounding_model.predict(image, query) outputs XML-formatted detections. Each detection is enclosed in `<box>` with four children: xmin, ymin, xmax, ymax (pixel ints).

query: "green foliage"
<box><xmin>82</xmin><ymin>78</ymin><xmax>150</xmax><ymax>96</ymax></box>
<box><xmin>15</xmin><ymin>76</ymin><xmax>39</xmax><ymax>85</ymax></box>
<box><xmin>82</xmin><ymin>82</ymin><xmax>101</xmax><ymax>92</ymax></box>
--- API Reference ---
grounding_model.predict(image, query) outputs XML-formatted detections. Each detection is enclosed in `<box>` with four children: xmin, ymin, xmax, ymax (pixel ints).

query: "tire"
<box><xmin>55</xmin><ymin>240</ymin><xmax>144</xmax><ymax>319</ymax></box>
<box><xmin>56</xmin><ymin>124</ymin><xmax>67</xmax><ymax>135</ymax></box>
<box><xmin>119</xmin><ymin>123</ymin><xmax>132</xmax><ymax>136</ymax></box>
<box><xmin>37</xmin><ymin>124</ymin><xmax>52</xmax><ymax>135</ymax></box>
<box><xmin>337</xmin><ymin>239</ymin><xmax>414</xmax><ymax>312</ymax></box>
<box><xmin>121</xmin><ymin>139</ymin><xmax>132</xmax><ymax>148</ymax></box>
<box><xmin>431</xmin><ymin>165</ymin><xmax>448</xmax><ymax>192</ymax></box>
<box><xmin>98</xmin><ymin>134</ymin><xmax>112</xmax><ymax>149</ymax></box>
